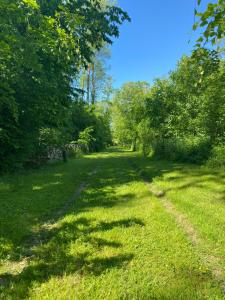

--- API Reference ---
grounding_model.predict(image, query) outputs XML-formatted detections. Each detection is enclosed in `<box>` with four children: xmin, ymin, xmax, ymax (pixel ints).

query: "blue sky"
<box><xmin>109</xmin><ymin>0</ymin><xmax>212</xmax><ymax>88</ymax></box>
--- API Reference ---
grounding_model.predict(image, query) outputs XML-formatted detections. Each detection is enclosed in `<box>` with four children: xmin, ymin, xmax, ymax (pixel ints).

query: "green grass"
<box><xmin>134</xmin><ymin>156</ymin><xmax>225</xmax><ymax>264</ymax></box>
<box><xmin>0</xmin><ymin>149</ymin><xmax>224</xmax><ymax>299</ymax></box>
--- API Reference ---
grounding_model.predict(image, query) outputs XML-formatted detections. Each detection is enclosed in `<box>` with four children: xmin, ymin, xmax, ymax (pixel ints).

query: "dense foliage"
<box><xmin>111</xmin><ymin>48</ymin><xmax>225</xmax><ymax>166</ymax></box>
<box><xmin>1</xmin><ymin>0</ymin><xmax>224</xmax><ymax>171</ymax></box>
<box><xmin>0</xmin><ymin>0</ymin><xmax>129</xmax><ymax>172</ymax></box>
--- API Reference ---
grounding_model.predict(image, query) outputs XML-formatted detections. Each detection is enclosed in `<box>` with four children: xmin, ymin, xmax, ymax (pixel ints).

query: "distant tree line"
<box><xmin>111</xmin><ymin>48</ymin><xmax>225</xmax><ymax>167</ymax></box>
<box><xmin>111</xmin><ymin>0</ymin><xmax>225</xmax><ymax>167</ymax></box>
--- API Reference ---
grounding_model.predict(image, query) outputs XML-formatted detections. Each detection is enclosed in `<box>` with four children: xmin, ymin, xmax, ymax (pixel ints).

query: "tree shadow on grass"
<box><xmin>0</xmin><ymin>216</ymin><xmax>140</xmax><ymax>299</ymax></box>
<box><xmin>0</xmin><ymin>147</ymin><xmax>144</xmax><ymax>295</ymax></box>
<box><xmin>0</xmin><ymin>152</ymin><xmax>137</xmax><ymax>262</ymax></box>
<box><xmin>1</xmin><ymin>150</ymin><xmax>224</xmax><ymax>298</ymax></box>
<box><xmin>165</xmin><ymin>170</ymin><xmax>225</xmax><ymax>203</ymax></box>
<box><xmin>130</xmin><ymin>156</ymin><xmax>225</xmax><ymax>199</ymax></box>
<box><xmin>2</xmin><ymin>150</ymin><xmax>223</xmax><ymax>273</ymax></box>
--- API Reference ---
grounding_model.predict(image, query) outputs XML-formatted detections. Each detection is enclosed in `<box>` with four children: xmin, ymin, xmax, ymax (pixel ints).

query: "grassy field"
<box><xmin>0</xmin><ymin>149</ymin><xmax>224</xmax><ymax>299</ymax></box>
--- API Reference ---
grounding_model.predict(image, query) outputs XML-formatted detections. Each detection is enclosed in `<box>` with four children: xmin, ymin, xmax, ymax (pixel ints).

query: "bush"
<box><xmin>206</xmin><ymin>145</ymin><xmax>225</xmax><ymax>168</ymax></box>
<box><xmin>152</xmin><ymin>136</ymin><xmax>211</xmax><ymax>164</ymax></box>
<box><xmin>73</xmin><ymin>127</ymin><xmax>96</xmax><ymax>154</ymax></box>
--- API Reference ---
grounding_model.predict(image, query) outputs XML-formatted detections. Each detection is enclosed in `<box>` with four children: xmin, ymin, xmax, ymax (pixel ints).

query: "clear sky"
<box><xmin>110</xmin><ymin>0</ymin><xmax>212</xmax><ymax>88</ymax></box>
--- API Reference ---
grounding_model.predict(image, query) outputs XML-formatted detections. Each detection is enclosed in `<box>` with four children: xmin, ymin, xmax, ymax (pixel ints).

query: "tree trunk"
<box><xmin>62</xmin><ymin>149</ymin><xmax>67</xmax><ymax>162</ymax></box>
<box><xmin>91</xmin><ymin>63</ymin><xmax>96</xmax><ymax>105</ymax></box>
<box><xmin>86</xmin><ymin>66</ymin><xmax>91</xmax><ymax>104</ymax></box>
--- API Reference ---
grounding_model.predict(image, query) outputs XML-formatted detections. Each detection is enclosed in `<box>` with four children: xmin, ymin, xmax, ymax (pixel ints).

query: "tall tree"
<box><xmin>79</xmin><ymin>45</ymin><xmax>112</xmax><ymax>104</ymax></box>
<box><xmin>0</xmin><ymin>0</ymin><xmax>130</xmax><ymax>171</ymax></box>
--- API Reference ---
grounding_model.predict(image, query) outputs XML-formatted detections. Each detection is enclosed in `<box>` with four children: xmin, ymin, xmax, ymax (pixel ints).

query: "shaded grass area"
<box><xmin>0</xmin><ymin>150</ymin><xmax>224</xmax><ymax>299</ymax></box>
<box><xmin>0</xmin><ymin>157</ymin><xmax>94</xmax><ymax>262</ymax></box>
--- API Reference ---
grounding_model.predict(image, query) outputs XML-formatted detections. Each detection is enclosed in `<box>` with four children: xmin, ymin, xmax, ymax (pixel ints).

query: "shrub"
<box><xmin>152</xmin><ymin>136</ymin><xmax>211</xmax><ymax>164</ymax></box>
<box><xmin>75</xmin><ymin>127</ymin><xmax>96</xmax><ymax>154</ymax></box>
<box><xmin>206</xmin><ymin>145</ymin><xmax>225</xmax><ymax>168</ymax></box>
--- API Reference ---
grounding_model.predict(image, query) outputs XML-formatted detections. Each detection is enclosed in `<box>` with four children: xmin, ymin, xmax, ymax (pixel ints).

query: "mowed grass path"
<box><xmin>0</xmin><ymin>149</ymin><xmax>224</xmax><ymax>299</ymax></box>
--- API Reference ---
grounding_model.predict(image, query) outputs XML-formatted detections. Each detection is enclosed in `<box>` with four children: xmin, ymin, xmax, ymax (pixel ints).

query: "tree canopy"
<box><xmin>111</xmin><ymin>48</ymin><xmax>225</xmax><ymax>163</ymax></box>
<box><xmin>1</xmin><ymin>0</ymin><xmax>224</xmax><ymax>172</ymax></box>
<box><xmin>0</xmin><ymin>0</ymin><xmax>130</xmax><ymax>171</ymax></box>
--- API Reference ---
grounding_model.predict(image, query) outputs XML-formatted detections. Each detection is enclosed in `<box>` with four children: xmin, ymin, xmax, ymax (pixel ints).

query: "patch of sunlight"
<box><xmin>32</xmin><ymin>185</ymin><xmax>43</xmax><ymax>191</ymax></box>
<box><xmin>0</xmin><ymin>258</ymin><xmax>29</xmax><ymax>276</ymax></box>
<box><xmin>32</xmin><ymin>181</ymin><xmax>61</xmax><ymax>191</ymax></box>
<box><xmin>54</xmin><ymin>173</ymin><xmax>64</xmax><ymax>178</ymax></box>
<box><xmin>49</xmin><ymin>181</ymin><xmax>61</xmax><ymax>186</ymax></box>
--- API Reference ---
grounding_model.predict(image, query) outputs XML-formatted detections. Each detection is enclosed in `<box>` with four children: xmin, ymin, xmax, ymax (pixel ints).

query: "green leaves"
<box><xmin>111</xmin><ymin>49</ymin><xmax>224</xmax><ymax>159</ymax></box>
<box><xmin>0</xmin><ymin>0</ymin><xmax>129</xmax><ymax>171</ymax></box>
<box><xmin>193</xmin><ymin>22</ymin><xmax>199</xmax><ymax>30</ymax></box>
<box><xmin>111</xmin><ymin>82</ymin><xmax>150</xmax><ymax>147</ymax></box>
<box><xmin>196</xmin><ymin>36</ymin><xmax>203</xmax><ymax>43</ymax></box>
<box><xmin>194</xmin><ymin>0</ymin><xmax>225</xmax><ymax>48</ymax></box>
<box><xmin>22</xmin><ymin>0</ymin><xmax>39</xmax><ymax>9</ymax></box>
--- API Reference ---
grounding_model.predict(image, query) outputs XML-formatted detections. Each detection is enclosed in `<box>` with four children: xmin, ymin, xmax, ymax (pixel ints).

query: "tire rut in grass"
<box><xmin>146</xmin><ymin>181</ymin><xmax>225</xmax><ymax>294</ymax></box>
<box><xmin>129</xmin><ymin>158</ymin><xmax>225</xmax><ymax>294</ymax></box>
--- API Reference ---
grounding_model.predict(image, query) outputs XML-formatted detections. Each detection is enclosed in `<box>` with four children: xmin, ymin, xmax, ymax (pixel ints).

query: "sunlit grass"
<box><xmin>0</xmin><ymin>150</ymin><xmax>224</xmax><ymax>299</ymax></box>
<box><xmin>135</xmin><ymin>156</ymin><xmax>225</xmax><ymax>276</ymax></box>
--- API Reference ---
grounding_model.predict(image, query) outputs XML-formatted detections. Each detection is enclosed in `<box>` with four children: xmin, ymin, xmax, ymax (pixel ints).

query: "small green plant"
<box><xmin>76</xmin><ymin>126</ymin><xmax>96</xmax><ymax>154</ymax></box>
